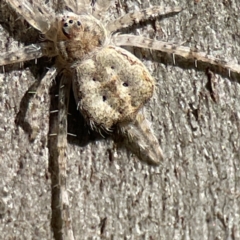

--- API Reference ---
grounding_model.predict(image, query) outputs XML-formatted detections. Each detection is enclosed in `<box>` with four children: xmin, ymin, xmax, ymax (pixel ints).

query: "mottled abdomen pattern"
<box><xmin>72</xmin><ymin>46</ymin><xmax>154</xmax><ymax>130</ymax></box>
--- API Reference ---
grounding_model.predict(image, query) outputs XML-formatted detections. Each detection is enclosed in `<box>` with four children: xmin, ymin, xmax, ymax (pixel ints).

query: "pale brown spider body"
<box><xmin>40</xmin><ymin>10</ymin><xmax>163</xmax><ymax>165</ymax></box>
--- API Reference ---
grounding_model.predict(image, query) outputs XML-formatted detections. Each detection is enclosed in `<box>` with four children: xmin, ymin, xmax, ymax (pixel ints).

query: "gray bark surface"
<box><xmin>0</xmin><ymin>0</ymin><xmax>240</xmax><ymax>239</ymax></box>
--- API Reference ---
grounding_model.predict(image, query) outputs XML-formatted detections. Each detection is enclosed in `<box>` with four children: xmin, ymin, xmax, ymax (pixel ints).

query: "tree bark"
<box><xmin>0</xmin><ymin>0</ymin><xmax>240</xmax><ymax>239</ymax></box>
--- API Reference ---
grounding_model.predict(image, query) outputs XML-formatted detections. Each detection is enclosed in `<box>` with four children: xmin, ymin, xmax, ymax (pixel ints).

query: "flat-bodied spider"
<box><xmin>1</xmin><ymin>0</ymin><xmax>240</xmax><ymax>239</ymax></box>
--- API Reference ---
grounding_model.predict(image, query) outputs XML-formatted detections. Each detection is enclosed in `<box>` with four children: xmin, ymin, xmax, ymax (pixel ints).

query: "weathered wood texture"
<box><xmin>0</xmin><ymin>0</ymin><xmax>240</xmax><ymax>239</ymax></box>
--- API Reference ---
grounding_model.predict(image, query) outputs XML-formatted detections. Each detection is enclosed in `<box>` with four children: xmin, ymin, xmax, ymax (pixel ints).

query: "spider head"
<box><xmin>56</xmin><ymin>12</ymin><xmax>108</xmax><ymax>64</ymax></box>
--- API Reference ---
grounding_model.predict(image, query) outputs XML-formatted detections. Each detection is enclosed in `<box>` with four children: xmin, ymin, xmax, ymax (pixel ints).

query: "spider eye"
<box><xmin>69</xmin><ymin>19</ymin><xmax>73</xmax><ymax>24</ymax></box>
<box><xmin>64</xmin><ymin>23</ymin><xmax>68</xmax><ymax>27</ymax></box>
<box><xmin>77</xmin><ymin>21</ymin><xmax>81</xmax><ymax>26</ymax></box>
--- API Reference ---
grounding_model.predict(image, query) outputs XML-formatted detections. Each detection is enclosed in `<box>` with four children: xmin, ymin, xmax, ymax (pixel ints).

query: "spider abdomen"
<box><xmin>72</xmin><ymin>46</ymin><xmax>155</xmax><ymax>131</ymax></box>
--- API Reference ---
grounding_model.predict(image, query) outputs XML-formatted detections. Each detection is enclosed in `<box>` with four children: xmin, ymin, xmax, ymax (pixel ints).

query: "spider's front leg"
<box><xmin>91</xmin><ymin>0</ymin><xmax>112</xmax><ymax>19</ymax></box>
<box><xmin>5</xmin><ymin>0</ymin><xmax>52</xmax><ymax>33</ymax></box>
<box><xmin>107</xmin><ymin>6</ymin><xmax>182</xmax><ymax>32</ymax></box>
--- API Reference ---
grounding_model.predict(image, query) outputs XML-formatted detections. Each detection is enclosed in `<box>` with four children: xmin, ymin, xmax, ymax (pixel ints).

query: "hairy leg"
<box><xmin>0</xmin><ymin>42</ymin><xmax>57</xmax><ymax>67</ymax></box>
<box><xmin>107</xmin><ymin>6</ymin><xmax>182</xmax><ymax>32</ymax></box>
<box><xmin>0</xmin><ymin>44</ymin><xmax>43</xmax><ymax>67</ymax></box>
<box><xmin>5</xmin><ymin>0</ymin><xmax>53</xmax><ymax>33</ymax></box>
<box><xmin>56</xmin><ymin>72</ymin><xmax>74</xmax><ymax>240</ymax></box>
<box><xmin>92</xmin><ymin>0</ymin><xmax>112</xmax><ymax>19</ymax></box>
<box><xmin>29</xmin><ymin>67</ymin><xmax>58</xmax><ymax>140</ymax></box>
<box><xmin>52</xmin><ymin>0</ymin><xmax>83</xmax><ymax>13</ymax></box>
<box><xmin>112</xmin><ymin>34</ymin><xmax>240</xmax><ymax>75</ymax></box>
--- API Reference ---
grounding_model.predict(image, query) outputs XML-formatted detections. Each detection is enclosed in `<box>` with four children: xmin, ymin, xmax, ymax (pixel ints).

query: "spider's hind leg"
<box><xmin>50</xmin><ymin>71</ymin><xmax>75</xmax><ymax>240</ymax></box>
<box><xmin>112</xmin><ymin>34</ymin><xmax>240</xmax><ymax>75</ymax></box>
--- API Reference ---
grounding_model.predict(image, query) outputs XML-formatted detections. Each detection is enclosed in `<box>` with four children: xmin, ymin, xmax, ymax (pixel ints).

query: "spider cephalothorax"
<box><xmin>56</xmin><ymin>13</ymin><xmax>107</xmax><ymax>63</ymax></box>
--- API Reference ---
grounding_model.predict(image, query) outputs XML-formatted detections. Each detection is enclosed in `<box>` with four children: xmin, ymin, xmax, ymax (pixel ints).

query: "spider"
<box><xmin>1</xmin><ymin>0</ymin><xmax>240</xmax><ymax>239</ymax></box>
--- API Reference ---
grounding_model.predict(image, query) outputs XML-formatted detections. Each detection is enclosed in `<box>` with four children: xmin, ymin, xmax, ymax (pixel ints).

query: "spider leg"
<box><xmin>117</xmin><ymin>110</ymin><xmax>163</xmax><ymax>166</ymax></box>
<box><xmin>112</xmin><ymin>34</ymin><xmax>240</xmax><ymax>75</ymax></box>
<box><xmin>29</xmin><ymin>67</ymin><xmax>58</xmax><ymax>140</ymax></box>
<box><xmin>107</xmin><ymin>6</ymin><xmax>182</xmax><ymax>33</ymax></box>
<box><xmin>73</xmin><ymin>0</ymin><xmax>90</xmax><ymax>13</ymax></box>
<box><xmin>0</xmin><ymin>44</ymin><xmax>43</xmax><ymax>67</ymax></box>
<box><xmin>5</xmin><ymin>0</ymin><xmax>52</xmax><ymax>33</ymax></box>
<box><xmin>56</xmin><ymin>72</ymin><xmax>75</xmax><ymax>240</ymax></box>
<box><xmin>57</xmin><ymin>0</ymin><xmax>91</xmax><ymax>14</ymax></box>
<box><xmin>0</xmin><ymin>42</ymin><xmax>57</xmax><ymax>67</ymax></box>
<box><xmin>92</xmin><ymin>0</ymin><xmax>112</xmax><ymax>19</ymax></box>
